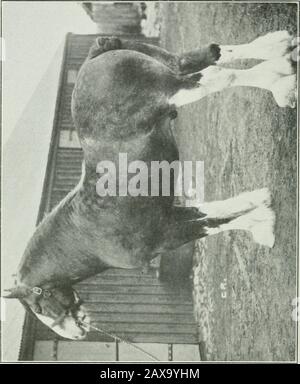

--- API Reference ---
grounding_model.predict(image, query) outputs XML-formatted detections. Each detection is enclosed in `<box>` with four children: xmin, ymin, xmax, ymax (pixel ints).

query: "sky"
<box><xmin>1</xmin><ymin>1</ymin><xmax>98</xmax><ymax>360</ymax></box>
<box><xmin>2</xmin><ymin>1</ymin><xmax>97</xmax><ymax>144</ymax></box>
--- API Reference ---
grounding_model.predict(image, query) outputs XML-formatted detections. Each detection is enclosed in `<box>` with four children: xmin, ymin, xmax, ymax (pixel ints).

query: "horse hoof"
<box><xmin>250</xmin><ymin>30</ymin><xmax>295</xmax><ymax>60</ymax></box>
<box><xmin>275</xmin><ymin>54</ymin><xmax>296</xmax><ymax>76</ymax></box>
<box><xmin>271</xmin><ymin>74</ymin><xmax>297</xmax><ymax>108</ymax></box>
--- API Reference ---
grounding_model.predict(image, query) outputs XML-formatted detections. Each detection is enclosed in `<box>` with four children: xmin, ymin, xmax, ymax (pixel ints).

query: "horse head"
<box><xmin>4</xmin><ymin>285</ymin><xmax>90</xmax><ymax>340</ymax></box>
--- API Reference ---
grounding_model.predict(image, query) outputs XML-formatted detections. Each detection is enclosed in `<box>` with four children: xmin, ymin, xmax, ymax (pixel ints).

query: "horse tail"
<box><xmin>88</xmin><ymin>36</ymin><xmax>122</xmax><ymax>60</ymax></box>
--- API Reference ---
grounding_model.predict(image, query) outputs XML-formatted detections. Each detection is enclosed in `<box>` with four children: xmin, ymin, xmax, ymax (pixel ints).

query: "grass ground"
<box><xmin>159</xmin><ymin>2</ymin><xmax>298</xmax><ymax>361</ymax></box>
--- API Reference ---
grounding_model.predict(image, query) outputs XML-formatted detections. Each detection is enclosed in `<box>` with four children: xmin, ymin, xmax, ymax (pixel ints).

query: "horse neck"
<box><xmin>18</xmin><ymin>192</ymin><xmax>104</xmax><ymax>288</ymax></box>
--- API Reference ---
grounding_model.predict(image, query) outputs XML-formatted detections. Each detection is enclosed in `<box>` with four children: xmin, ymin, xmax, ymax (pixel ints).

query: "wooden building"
<box><xmin>18</xmin><ymin>33</ymin><xmax>201</xmax><ymax>361</ymax></box>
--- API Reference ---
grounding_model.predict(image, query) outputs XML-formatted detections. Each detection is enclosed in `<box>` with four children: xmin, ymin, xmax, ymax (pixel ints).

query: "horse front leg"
<box><xmin>158</xmin><ymin>188</ymin><xmax>275</xmax><ymax>252</ymax></box>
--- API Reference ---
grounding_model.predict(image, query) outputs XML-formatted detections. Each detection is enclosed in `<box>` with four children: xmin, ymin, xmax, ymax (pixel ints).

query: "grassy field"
<box><xmin>159</xmin><ymin>2</ymin><xmax>298</xmax><ymax>361</ymax></box>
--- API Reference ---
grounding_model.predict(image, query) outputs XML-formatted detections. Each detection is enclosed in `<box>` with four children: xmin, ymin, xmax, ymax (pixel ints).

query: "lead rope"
<box><xmin>79</xmin><ymin>320</ymin><xmax>160</xmax><ymax>362</ymax></box>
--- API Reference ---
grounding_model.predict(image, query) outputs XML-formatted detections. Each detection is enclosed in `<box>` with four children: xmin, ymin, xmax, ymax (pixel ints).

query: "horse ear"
<box><xmin>3</xmin><ymin>286</ymin><xmax>28</xmax><ymax>299</ymax></box>
<box><xmin>88</xmin><ymin>38</ymin><xmax>103</xmax><ymax>59</ymax></box>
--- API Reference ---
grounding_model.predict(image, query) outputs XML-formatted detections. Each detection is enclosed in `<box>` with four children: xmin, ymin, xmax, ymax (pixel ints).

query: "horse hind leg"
<box><xmin>243</xmin><ymin>55</ymin><xmax>297</xmax><ymax>108</ymax></box>
<box><xmin>88</xmin><ymin>36</ymin><xmax>222</xmax><ymax>74</ymax></box>
<box><xmin>165</xmin><ymin>30</ymin><xmax>296</xmax><ymax>73</ymax></box>
<box><xmin>169</xmin><ymin>53</ymin><xmax>297</xmax><ymax>108</ymax></box>
<box><xmin>217</xmin><ymin>30</ymin><xmax>298</xmax><ymax>63</ymax></box>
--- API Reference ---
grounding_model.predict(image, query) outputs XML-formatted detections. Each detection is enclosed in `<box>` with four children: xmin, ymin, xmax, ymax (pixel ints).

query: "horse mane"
<box><xmin>18</xmin><ymin>189</ymin><xmax>79</xmax><ymax>283</ymax></box>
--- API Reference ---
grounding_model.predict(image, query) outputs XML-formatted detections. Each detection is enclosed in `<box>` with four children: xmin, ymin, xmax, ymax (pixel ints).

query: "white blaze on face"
<box><xmin>35</xmin><ymin>309</ymin><xmax>90</xmax><ymax>340</ymax></box>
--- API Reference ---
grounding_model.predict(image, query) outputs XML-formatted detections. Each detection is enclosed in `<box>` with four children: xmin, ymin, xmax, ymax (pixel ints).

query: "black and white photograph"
<box><xmin>1</xmin><ymin>1</ymin><xmax>299</xmax><ymax>363</ymax></box>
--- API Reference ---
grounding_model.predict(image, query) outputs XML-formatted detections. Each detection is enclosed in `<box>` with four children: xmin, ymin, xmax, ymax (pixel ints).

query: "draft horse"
<box><xmin>5</xmin><ymin>31</ymin><xmax>297</xmax><ymax>339</ymax></box>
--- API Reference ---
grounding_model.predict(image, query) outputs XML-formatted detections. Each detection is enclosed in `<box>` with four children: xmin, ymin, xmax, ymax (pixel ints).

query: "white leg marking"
<box><xmin>218</xmin><ymin>30</ymin><xmax>295</xmax><ymax>63</ymax></box>
<box><xmin>169</xmin><ymin>55</ymin><xmax>296</xmax><ymax>108</ymax></box>
<box><xmin>199</xmin><ymin>188</ymin><xmax>275</xmax><ymax>248</ymax></box>
<box><xmin>270</xmin><ymin>74</ymin><xmax>297</xmax><ymax>108</ymax></box>
<box><xmin>169</xmin><ymin>66</ymin><xmax>237</xmax><ymax>107</ymax></box>
<box><xmin>200</xmin><ymin>188</ymin><xmax>271</xmax><ymax>218</ymax></box>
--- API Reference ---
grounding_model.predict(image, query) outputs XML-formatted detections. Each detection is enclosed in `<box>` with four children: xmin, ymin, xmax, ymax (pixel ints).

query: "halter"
<box><xmin>25</xmin><ymin>284</ymin><xmax>82</xmax><ymax>320</ymax></box>
<box><xmin>9</xmin><ymin>274</ymin><xmax>54</xmax><ymax>300</ymax></box>
<box><xmin>31</xmin><ymin>286</ymin><xmax>52</xmax><ymax>298</ymax></box>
